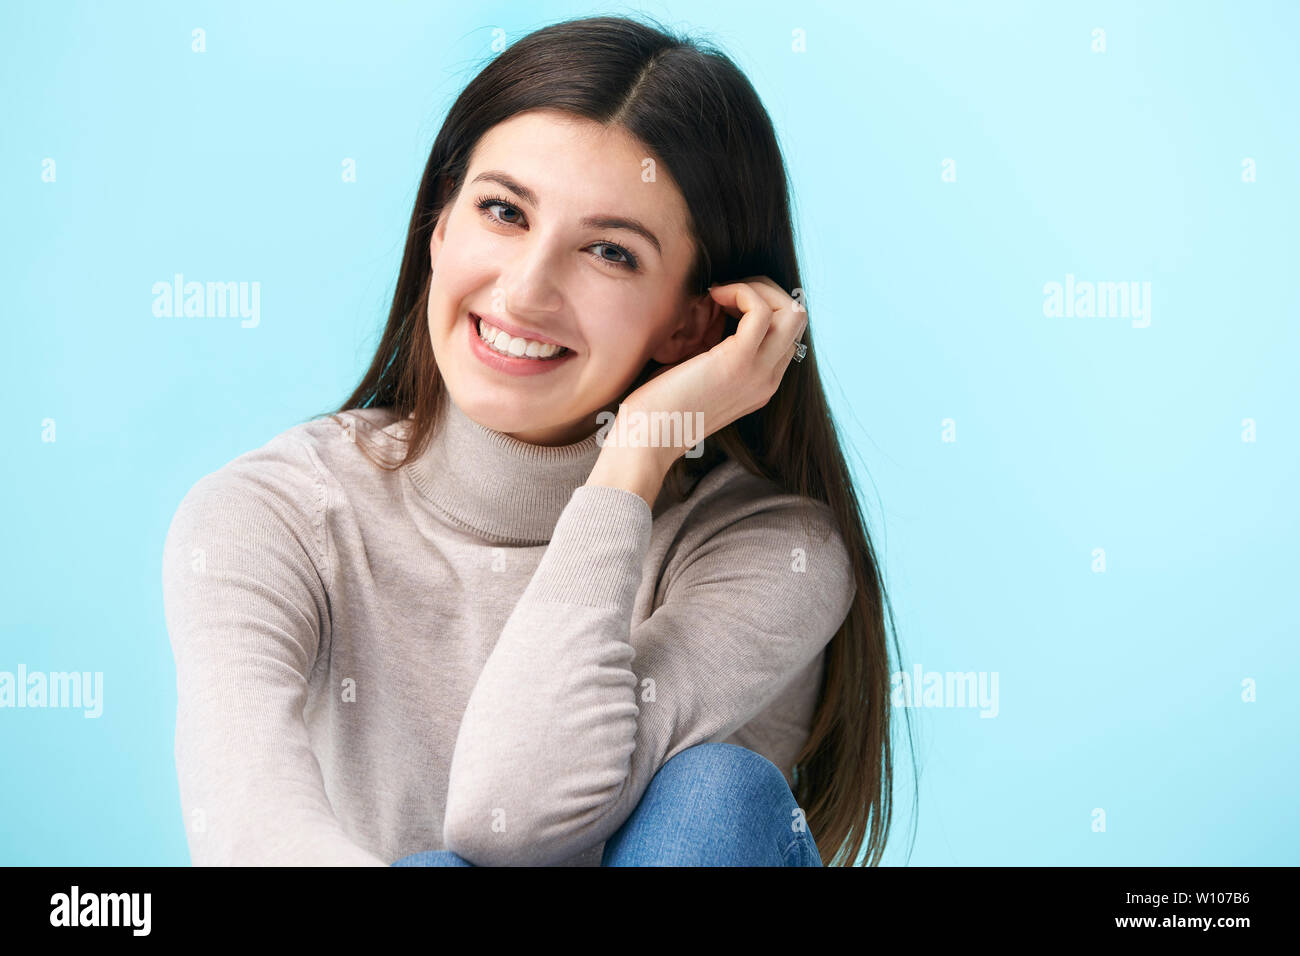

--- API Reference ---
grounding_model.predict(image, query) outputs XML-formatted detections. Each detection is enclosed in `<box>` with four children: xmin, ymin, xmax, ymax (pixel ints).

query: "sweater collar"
<box><xmin>405</xmin><ymin>392</ymin><xmax>603</xmax><ymax>545</ymax></box>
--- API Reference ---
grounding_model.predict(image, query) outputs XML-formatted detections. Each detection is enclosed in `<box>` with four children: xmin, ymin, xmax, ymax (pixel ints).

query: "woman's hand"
<box><xmin>585</xmin><ymin>276</ymin><xmax>806</xmax><ymax>506</ymax></box>
<box><xmin>622</xmin><ymin>275</ymin><xmax>807</xmax><ymax>450</ymax></box>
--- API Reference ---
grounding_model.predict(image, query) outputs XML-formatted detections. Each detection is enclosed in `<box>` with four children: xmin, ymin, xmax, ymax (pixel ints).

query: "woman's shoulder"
<box><xmin>167</xmin><ymin>408</ymin><xmax>409</xmax><ymax>537</ymax></box>
<box><xmin>653</xmin><ymin>456</ymin><xmax>857</xmax><ymax>635</ymax></box>
<box><xmin>657</xmin><ymin>456</ymin><xmax>851</xmax><ymax>590</ymax></box>
<box><xmin>293</xmin><ymin>406</ymin><xmax>413</xmax><ymax>476</ymax></box>
<box><xmin>667</xmin><ymin>456</ymin><xmax>840</xmax><ymax>543</ymax></box>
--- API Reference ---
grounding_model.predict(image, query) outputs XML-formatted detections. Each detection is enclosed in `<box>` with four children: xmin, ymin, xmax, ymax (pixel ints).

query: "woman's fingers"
<box><xmin>728</xmin><ymin>276</ymin><xmax>808</xmax><ymax>372</ymax></box>
<box><xmin>758</xmin><ymin>307</ymin><xmax>808</xmax><ymax>372</ymax></box>
<box><xmin>708</xmin><ymin>277</ymin><xmax>809</xmax><ymax>404</ymax></box>
<box><xmin>707</xmin><ymin>282</ymin><xmax>773</xmax><ymax>355</ymax></box>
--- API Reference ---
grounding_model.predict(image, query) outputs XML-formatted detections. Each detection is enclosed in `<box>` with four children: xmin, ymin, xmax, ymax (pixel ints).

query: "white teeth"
<box><xmin>476</xmin><ymin>316</ymin><xmax>566</xmax><ymax>359</ymax></box>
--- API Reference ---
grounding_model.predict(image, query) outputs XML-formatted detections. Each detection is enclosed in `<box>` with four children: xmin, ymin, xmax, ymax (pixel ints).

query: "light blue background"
<box><xmin>2</xmin><ymin>1</ymin><xmax>1295</xmax><ymax>865</ymax></box>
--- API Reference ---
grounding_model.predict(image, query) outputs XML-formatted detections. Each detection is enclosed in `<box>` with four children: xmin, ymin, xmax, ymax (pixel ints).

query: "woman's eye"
<box><xmin>475</xmin><ymin>196</ymin><xmax>638</xmax><ymax>271</ymax></box>
<box><xmin>478</xmin><ymin>199</ymin><xmax>523</xmax><ymax>225</ymax></box>
<box><xmin>591</xmin><ymin>243</ymin><xmax>634</xmax><ymax>268</ymax></box>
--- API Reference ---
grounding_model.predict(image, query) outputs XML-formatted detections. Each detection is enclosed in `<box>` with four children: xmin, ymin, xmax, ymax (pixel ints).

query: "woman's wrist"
<box><xmin>584</xmin><ymin>418</ymin><xmax>679</xmax><ymax>508</ymax></box>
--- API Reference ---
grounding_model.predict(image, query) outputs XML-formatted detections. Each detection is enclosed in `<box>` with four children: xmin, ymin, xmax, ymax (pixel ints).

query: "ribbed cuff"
<box><xmin>526</xmin><ymin>484</ymin><xmax>653</xmax><ymax>609</ymax></box>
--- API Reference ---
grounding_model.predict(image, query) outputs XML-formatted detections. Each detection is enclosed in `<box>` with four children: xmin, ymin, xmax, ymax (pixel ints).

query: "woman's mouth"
<box><xmin>466</xmin><ymin>312</ymin><xmax>576</xmax><ymax>377</ymax></box>
<box><xmin>472</xmin><ymin>313</ymin><xmax>569</xmax><ymax>360</ymax></box>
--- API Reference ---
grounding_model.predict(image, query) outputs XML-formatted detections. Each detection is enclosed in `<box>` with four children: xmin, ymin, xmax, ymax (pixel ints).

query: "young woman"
<box><xmin>163</xmin><ymin>14</ymin><xmax>914</xmax><ymax>867</ymax></box>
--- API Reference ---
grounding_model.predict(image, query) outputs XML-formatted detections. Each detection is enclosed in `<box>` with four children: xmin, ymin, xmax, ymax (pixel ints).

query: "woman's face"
<box><xmin>426</xmin><ymin>108</ymin><xmax>716</xmax><ymax>445</ymax></box>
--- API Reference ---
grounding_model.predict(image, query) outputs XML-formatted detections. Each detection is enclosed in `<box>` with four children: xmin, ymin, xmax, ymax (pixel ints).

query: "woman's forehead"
<box><xmin>466</xmin><ymin>112</ymin><xmax>693</xmax><ymax>247</ymax></box>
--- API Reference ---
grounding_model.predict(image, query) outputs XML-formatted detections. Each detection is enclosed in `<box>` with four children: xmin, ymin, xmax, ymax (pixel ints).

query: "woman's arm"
<box><xmin>162</xmin><ymin>435</ymin><xmax>389</xmax><ymax>866</ymax></box>
<box><xmin>441</xmin><ymin>475</ymin><xmax>855</xmax><ymax>866</ymax></box>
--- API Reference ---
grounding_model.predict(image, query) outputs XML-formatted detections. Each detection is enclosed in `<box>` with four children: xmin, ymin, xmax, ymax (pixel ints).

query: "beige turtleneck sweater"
<box><xmin>161</xmin><ymin>393</ymin><xmax>856</xmax><ymax>866</ymax></box>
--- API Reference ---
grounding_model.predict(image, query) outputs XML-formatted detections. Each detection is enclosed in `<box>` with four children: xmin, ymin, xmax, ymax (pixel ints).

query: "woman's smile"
<box><xmin>465</xmin><ymin>310</ymin><xmax>577</xmax><ymax>377</ymax></box>
<box><xmin>425</xmin><ymin>110</ymin><xmax>701</xmax><ymax>444</ymax></box>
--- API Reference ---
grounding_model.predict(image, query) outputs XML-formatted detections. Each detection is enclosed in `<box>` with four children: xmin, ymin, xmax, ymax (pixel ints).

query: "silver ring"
<box><xmin>792</xmin><ymin>341</ymin><xmax>807</xmax><ymax>363</ymax></box>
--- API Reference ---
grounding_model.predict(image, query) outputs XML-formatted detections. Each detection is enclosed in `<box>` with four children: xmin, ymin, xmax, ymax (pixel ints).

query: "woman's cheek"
<box><xmin>472</xmin><ymin>244</ymin><xmax>522</xmax><ymax>289</ymax></box>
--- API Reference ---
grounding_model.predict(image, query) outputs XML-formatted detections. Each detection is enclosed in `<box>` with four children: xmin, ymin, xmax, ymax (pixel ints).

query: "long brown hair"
<box><xmin>310</xmin><ymin>13</ymin><xmax>916</xmax><ymax>866</ymax></box>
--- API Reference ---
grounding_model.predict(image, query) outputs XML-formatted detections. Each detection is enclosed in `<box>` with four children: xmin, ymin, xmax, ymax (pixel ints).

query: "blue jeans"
<box><xmin>391</xmin><ymin>742</ymin><xmax>822</xmax><ymax>867</ymax></box>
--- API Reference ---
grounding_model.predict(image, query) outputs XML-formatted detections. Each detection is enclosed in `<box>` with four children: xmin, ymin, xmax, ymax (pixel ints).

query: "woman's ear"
<box><xmin>429</xmin><ymin>205</ymin><xmax>449</xmax><ymax>271</ymax></box>
<box><xmin>650</xmin><ymin>293</ymin><xmax>726</xmax><ymax>364</ymax></box>
<box><xmin>429</xmin><ymin>176</ymin><xmax>456</xmax><ymax>271</ymax></box>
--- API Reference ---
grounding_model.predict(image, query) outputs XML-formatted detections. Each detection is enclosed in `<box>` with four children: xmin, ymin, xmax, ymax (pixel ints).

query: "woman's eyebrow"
<box><xmin>469</xmin><ymin>169</ymin><xmax>663</xmax><ymax>257</ymax></box>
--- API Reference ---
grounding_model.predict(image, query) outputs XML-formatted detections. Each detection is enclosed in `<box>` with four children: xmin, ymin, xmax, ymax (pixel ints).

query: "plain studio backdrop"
<box><xmin>1</xmin><ymin>0</ymin><xmax>1296</xmax><ymax>865</ymax></box>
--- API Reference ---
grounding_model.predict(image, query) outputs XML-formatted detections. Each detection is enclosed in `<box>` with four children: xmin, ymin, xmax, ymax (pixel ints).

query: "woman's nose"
<box><xmin>497</xmin><ymin>241</ymin><xmax>565</xmax><ymax>316</ymax></box>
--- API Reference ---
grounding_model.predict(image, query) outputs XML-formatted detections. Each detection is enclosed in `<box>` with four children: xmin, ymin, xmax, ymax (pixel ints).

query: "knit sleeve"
<box><xmin>441</xmin><ymin>480</ymin><xmax>856</xmax><ymax>866</ymax></box>
<box><xmin>161</xmin><ymin>434</ymin><xmax>389</xmax><ymax>866</ymax></box>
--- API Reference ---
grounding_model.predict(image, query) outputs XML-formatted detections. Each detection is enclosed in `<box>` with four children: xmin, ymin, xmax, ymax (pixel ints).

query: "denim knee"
<box><xmin>391</xmin><ymin>849</ymin><xmax>473</xmax><ymax>866</ymax></box>
<box><xmin>659</xmin><ymin>742</ymin><xmax>787</xmax><ymax>791</ymax></box>
<box><xmin>603</xmin><ymin>741</ymin><xmax>821</xmax><ymax>866</ymax></box>
<box><xmin>661</xmin><ymin>742</ymin><xmax>809</xmax><ymax>834</ymax></box>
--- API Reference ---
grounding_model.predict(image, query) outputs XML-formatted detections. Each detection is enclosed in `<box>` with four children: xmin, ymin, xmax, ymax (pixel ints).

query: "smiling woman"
<box><xmin>162</xmin><ymin>13</ymin><xmax>914</xmax><ymax>869</ymax></box>
<box><xmin>425</xmin><ymin>110</ymin><xmax>707</xmax><ymax>446</ymax></box>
